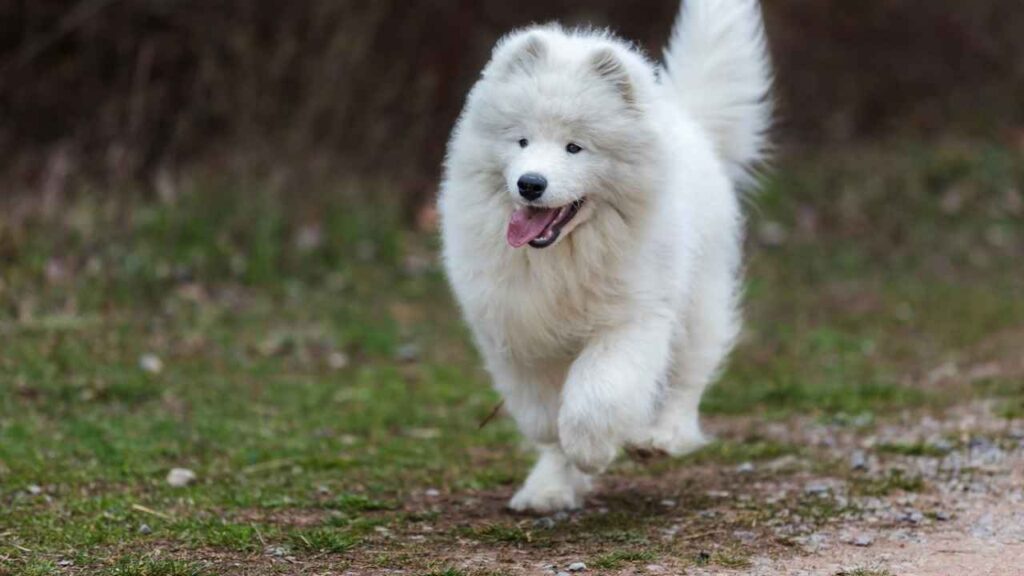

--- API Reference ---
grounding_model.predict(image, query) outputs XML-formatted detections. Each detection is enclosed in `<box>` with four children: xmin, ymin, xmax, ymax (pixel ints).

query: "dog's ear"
<box><xmin>489</xmin><ymin>32</ymin><xmax>548</xmax><ymax>79</ymax></box>
<box><xmin>589</xmin><ymin>48</ymin><xmax>637</xmax><ymax>108</ymax></box>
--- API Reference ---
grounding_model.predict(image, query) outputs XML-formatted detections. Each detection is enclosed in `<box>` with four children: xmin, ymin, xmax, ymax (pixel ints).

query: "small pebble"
<box><xmin>805</xmin><ymin>482</ymin><xmax>830</xmax><ymax>496</ymax></box>
<box><xmin>533</xmin><ymin>517</ymin><xmax>556</xmax><ymax>529</ymax></box>
<box><xmin>758</xmin><ymin>221</ymin><xmax>788</xmax><ymax>246</ymax></box>
<box><xmin>294</xmin><ymin>224</ymin><xmax>324</xmax><ymax>253</ymax></box>
<box><xmin>396</xmin><ymin>343</ymin><xmax>420</xmax><ymax>363</ymax></box>
<box><xmin>166</xmin><ymin>467</ymin><xmax>197</xmax><ymax>487</ymax></box>
<box><xmin>266</xmin><ymin>546</ymin><xmax>289</xmax><ymax>557</ymax></box>
<box><xmin>424</xmin><ymin>488</ymin><xmax>441</xmax><ymax>498</ymax></box>
<box><xmin>139</xmin><ymin>353</ymin><xmax>164</xmax><ymax>375</ymax></box>
<box><xmin>660</xmin><ymin>499</ymin><xmax>677</xmax><ymax>508</ymax></box>
<box><xmin>403</xmin><ymin>255</ymin><xmax>433</xmax><ymax>277</ymax></box>
<box><xmin>407</xmin><ymin>428</ymin><xmax>441</xmax><ymax>440</ymax></box>
<box><xmin>138</xmin><ymin>524</ymin><xmax>152</xmax><ymax>535</ymax></box>
<box><xmin>26</xmin><ymin>484</ymin><xmax>43</xmax><ymax>495</ymax></box>
<box><xmin>935</xmin><ymin>510</ymin><xmax>952</xmax><ymax>522</ymax></box>
<box><xmin>799</xmin><ymin>532</ymin><xmax>828</xmax><ymax>553</ymax></box>
<box><xmin>567</xmin><ymin>562</ymin><xmax>587</xmax><ymax>572</ymax></box>
<box><xmin>736</xmin><ymin>461</ymin><xmax>755</xmax><ymax>474</ymax></box>
<box><xmin>901</xmin><ymin>509</ymin><xmax>924</xmax><ymax>524</ymax></box>
<box><xmin>968</xmin><ymin>437</ymin><xmax>994</xmax><ymax>451</ymax></box>
<box><xmin>732</xmin><ymin>530</ymin><xmax>757</xmax><ymax>543</ymax></box>
<box><xmin>853</xmin><ymin>534</ymin><xmax>874</xmax><ymax>547</ymax></box>
<box><xmin>57</xmin><ymin>560</ymin><xmax>73</xmax><ymax>567</ymax></box>
<box><xmin>327</xmin><ymin>351</ymin><xmax>349</xmax><ymax>371</ymax></box>
<box><xmin>850</xmin><ymin>451</ymin><xmax>869</xmax><ymax>471</ymax></box>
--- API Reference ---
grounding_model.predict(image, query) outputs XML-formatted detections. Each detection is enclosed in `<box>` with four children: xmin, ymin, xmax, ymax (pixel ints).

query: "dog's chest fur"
<box><xmin>463</xmin><ymin>232</ymin><xmax>630</xmax><ymax>362</ymax></box>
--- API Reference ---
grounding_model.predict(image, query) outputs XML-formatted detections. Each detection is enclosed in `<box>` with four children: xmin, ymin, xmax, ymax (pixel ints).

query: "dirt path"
<box><xmin>690</xmin><ymin>402</ymin><xmax>1024</xmax><ymax>576</ymax></box>
<box><xmin>356</xmin><ymin>402</ymin><xmax>1024</xmax><ymax>576</ymax></box>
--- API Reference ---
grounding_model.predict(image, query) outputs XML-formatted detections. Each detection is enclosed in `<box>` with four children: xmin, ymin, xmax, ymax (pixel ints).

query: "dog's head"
<box><xmin>464</xmin><ymin>27</ymin><xmax>659</xmax><ymax>250</ymax></box>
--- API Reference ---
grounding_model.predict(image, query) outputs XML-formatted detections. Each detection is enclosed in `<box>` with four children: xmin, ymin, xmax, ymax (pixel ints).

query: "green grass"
<box><xmin>851</xmin><ymin>470</ymin><xmax>926</xmax><ymax>497</ymax></box>
<box><xmin>973</xmin><ymin>378</ymin><xmax>1024</xmax><ymax>419</ymax></box>
<box><xmin>173</xmin><ymin>519</ymin><xmax>268</xmax><ymax>552</ymax></box>
<box><xmin>327</xmin><ymin>493</ymin><xmax>396</xmax><ymax>513</ymax></box>
<box><xmin>593</xmin><ymin>549</ymin><xmax>657</xmax><ymax>569</ymax></box>
<box><xmin>709</xmin><ymin>549</ymin><xmax>753</xmax><ymax>569</ymax></box>
<box><xmin>467</xmin><ymin>524</ymin><xmax>534</xmax><ymax>545</ymax></box>
<box><xmin>682</xmin><ymin>439</ymin><xmax>799</xmax><ymax>465</ymax></box>
<box><xmin>876</xmin><ymin>442</ymin><xmax>949</xmax><ymax>457</ymax></box>
<box><xmin>102</xmin><ymin>558</ymin><xmax>212</xmax><ymax>576</ymax></box>
<box><xmin>13</xmin><ymin>560</ymin><xmax>60</xmax><ymax>576</ymax></box>
<box><xmin>291</xmin><ymin>527</ymin><xmax>359</xmax><ymax>553</ymax></box>
<box><xmin>692</xmin><ymin>549</ymin><xmax>753</xmax><ymax>569</ymax></box>
<box><xmin>1</xmin><ymin>140</ymin><xmax>1022</xmax><ymax>572</ymax></box>
<box><xmin>997</xmin><ymin>397</ymin><xmax>1024</xmax><ymax>420</ymax></box>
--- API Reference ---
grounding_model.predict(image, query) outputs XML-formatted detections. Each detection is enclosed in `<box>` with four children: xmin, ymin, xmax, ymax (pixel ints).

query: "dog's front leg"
<box><xmin>559</xmin><ymin>316</ymin><xmax>673</xmax><ymax>473</ymax></box>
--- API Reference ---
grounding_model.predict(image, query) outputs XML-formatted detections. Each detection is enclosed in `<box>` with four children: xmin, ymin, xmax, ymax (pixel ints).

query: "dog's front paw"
<box><xmin>559</xmin><ymin>418</ymin><xmax>619</xmax><ymax>474</ymax></box>
<box><xmin>509</xmin><ymin>481</ymin><xmax>583</xmax><ymax>514</ymax></box>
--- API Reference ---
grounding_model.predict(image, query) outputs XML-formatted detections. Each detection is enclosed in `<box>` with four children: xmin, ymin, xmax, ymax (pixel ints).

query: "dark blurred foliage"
<box><xmin>1</xmin><ymin>0</ymin><xmax>1022</xmax><ymax>203</ymax></box>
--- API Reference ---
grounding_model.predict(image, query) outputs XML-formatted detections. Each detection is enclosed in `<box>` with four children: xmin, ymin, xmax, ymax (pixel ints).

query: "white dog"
<box><xmin>439</xmin><ymin>0</ymin><xmax>772</xmax><ymax>513</ymax></box>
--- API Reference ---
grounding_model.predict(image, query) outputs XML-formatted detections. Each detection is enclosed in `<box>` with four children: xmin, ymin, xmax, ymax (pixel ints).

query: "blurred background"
<box><xmin>2</xmin><ymin>0</ymin><xmax>1023</xmax><ymax>203</ymax></box>
<box><xmin>2</xmin><ymin>2</ymin><xmax>1024</xmax><ymax>574</ymax></box>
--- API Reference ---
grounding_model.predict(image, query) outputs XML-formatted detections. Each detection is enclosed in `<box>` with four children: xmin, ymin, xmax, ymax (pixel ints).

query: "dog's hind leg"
<box><xmin>648</xmin><ymin>260</ymin><xmax>740</xmax><ymax>456</ymax></box>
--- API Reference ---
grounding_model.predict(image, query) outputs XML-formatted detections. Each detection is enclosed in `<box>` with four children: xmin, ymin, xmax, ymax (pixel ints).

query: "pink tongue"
<box><xmin>507</xmin><ymin>206</ymin><xmax>559</xmax><ymax>248</ymax></box>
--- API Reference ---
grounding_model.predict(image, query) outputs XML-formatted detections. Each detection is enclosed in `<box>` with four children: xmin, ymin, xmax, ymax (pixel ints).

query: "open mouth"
<box><xmin>507</xmin><ymin>198</ymin><xmax>586</xmax><ymax>249</ymax></box>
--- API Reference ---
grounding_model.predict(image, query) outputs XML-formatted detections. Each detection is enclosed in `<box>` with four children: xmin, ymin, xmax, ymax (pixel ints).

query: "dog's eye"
<box><xmin>566</xmin><ymin>143</ymin><xmax>583</xmax><ymax>154</ymax></box>
<box><xmin>518</xmin><ymin>139</ymin><xmax>529</xmax><ymax>149</ymax></box>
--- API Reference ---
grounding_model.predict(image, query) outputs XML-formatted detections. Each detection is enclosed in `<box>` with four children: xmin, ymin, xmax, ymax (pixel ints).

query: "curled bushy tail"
<box><xmin>663</xmin><ymin>0</ymin><xmax>772</xmax><ymax>186</ymax></box>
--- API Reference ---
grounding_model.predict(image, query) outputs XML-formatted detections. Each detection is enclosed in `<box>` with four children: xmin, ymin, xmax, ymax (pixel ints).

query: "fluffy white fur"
<box><xmin>440</xmin><ymin>0</ymin><xmax>772</xmax><ymax>513</ymax></box>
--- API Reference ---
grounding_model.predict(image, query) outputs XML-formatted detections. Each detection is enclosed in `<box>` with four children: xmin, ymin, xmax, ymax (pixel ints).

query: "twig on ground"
<box><xmin>252</xmin><ymin>523</ymin><xmax>267</xmax><ymax>547</ymax></box>
<box><xmin>131</xmin><ymin>503</ymin><xmax>174</xmax><ymax>521</ymax></box>
<box><xmin>680</xmin><ymin>529</ymin><xmax>726</xmax><ymax>541</ymax></box>
<box><xmin>241</xmin><ymin>458</ymin><xmax>295</xmax><ymax>475</ymax></box>
<box><xmin>479</xmin><ymin>401</ymin><xmax>505</xmax><ymax>430</ymax></box>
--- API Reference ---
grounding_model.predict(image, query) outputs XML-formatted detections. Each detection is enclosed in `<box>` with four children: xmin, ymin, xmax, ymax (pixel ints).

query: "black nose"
<box><xmin>517</xmin><ymin>173</ymin><xmax>548</xmax><ymax>201</ymax></box>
